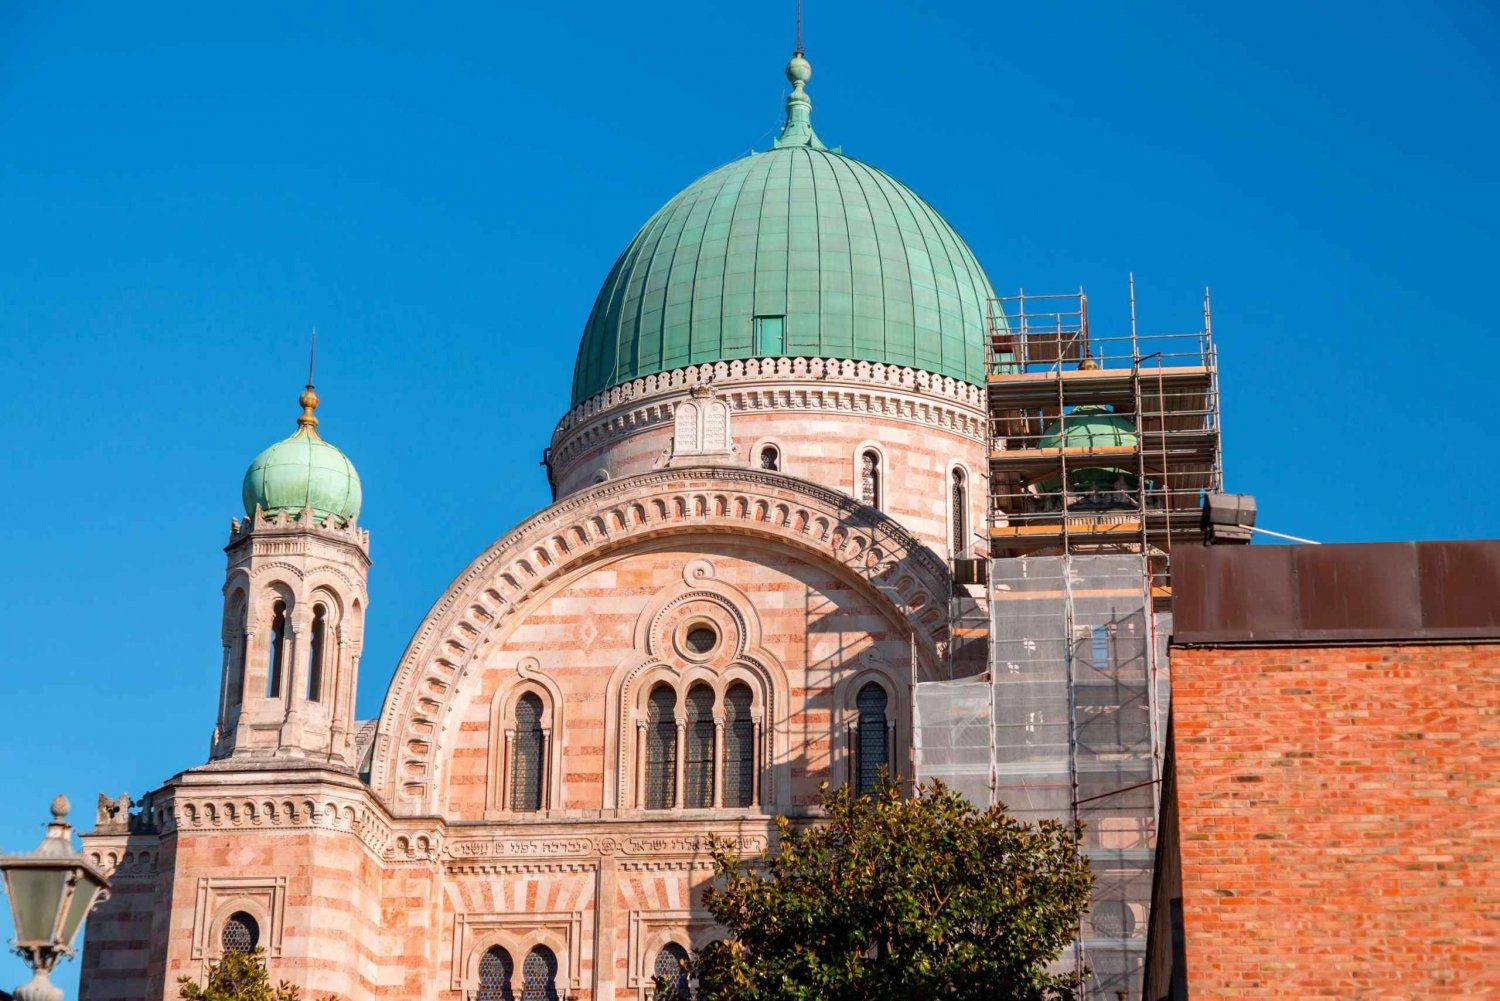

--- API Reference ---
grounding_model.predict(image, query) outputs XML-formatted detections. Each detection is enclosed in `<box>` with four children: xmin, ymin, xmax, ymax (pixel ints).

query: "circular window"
<box><xmin>222</xmin><ymin>911</ymin><xmax>259</xmax><ymax>954</ymax></box>
<box><xmin>684</xmin><ymin>625</ymin><xmax>718</xmax><ymax>655</ymax></box>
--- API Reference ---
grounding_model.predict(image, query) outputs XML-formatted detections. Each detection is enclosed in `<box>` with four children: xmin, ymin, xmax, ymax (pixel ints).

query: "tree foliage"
<box><xmin>691</xmin><ymin>778</ymin><xmax>1093</xmax><ymax>1001</ymax></box>
<box><xmin>178</xmin><ymin>949</ymin><xmax>329</xmax><ymax>1001</ymax></box>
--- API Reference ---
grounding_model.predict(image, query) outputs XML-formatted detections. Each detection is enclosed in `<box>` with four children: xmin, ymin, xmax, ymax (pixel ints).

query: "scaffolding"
<box><xmin>920</xmin><ymin>286</ymin><xmax>1220</xmax><ymax>1000</ymax></box>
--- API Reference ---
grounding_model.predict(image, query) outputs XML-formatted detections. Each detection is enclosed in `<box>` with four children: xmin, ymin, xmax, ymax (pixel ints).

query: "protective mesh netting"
<box><xmin>914</xmin><ymin>554</ymin><xmax>1166</xmax><ymax>1000</ymax></box>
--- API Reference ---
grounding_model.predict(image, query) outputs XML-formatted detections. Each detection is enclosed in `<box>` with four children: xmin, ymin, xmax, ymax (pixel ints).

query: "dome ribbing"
<box><xmin>570</xmin><ymin>52</ymin><xmax>997</xmax><ymax>407</ymax></box>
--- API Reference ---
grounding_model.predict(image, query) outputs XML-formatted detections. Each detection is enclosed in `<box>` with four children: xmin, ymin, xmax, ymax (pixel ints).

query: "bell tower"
<box><xmin>211</xmin><ymin>378</ymin><xmax>370</xmax><ymax>767</ymax></box>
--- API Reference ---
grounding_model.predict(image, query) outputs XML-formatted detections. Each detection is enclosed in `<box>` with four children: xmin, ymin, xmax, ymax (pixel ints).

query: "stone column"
<box><xmin>712</xmin><ymin>716</ymin><xmax>725</xmax><ymax>808</ymax></box>
<box><xmin>673</xmin><ymin>714</ymin><xmax>687</xmax><ymax>810</ymax></box>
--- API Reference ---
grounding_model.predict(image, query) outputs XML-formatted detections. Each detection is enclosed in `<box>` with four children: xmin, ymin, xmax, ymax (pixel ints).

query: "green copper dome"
<box><xmin>571</xmin><ymin>52</ymin><xmax>997</xmax><ymax>407</ymax></box>
<box><xmin>241</xmin><ymin>387</ymin><xmax>362</xmax><ymax>524</ymax></box>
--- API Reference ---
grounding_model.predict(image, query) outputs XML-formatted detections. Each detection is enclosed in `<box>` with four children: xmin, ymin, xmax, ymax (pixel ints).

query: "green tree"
<box><xmin>692</xmin><ymin>778</ymin><xmax>1093</xmax><ymax>1001</ymax></box>
<box><xmin>177</xmin><ymin>949</ymin><xmax>330</xmax><ymax>1001</ymax></box>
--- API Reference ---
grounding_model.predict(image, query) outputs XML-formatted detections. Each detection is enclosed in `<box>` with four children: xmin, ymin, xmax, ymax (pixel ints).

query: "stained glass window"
<box><xmin>221</xmin><ymin>912</ymin><xmax>258</xmax><ymax>954</ymax></box>
<box><xmin>511</xmin><ymin>693</ymin><xmax>545</xmax><ymax>812</ymax></box>
<box><xmin>646</xmin><ymin>685</ymin><xmax>678</xmax><ymax>810</ymax></box>
<box><xmin>520</xmin><ymin>946</ymin><xmax>558</xmax><ymax>1001</ymax></box>
<box><xmin>684</xmin><ymin>685</ymin><xmax>716</xmax><ymax>809</ymax></box>
<box><xmin>856</xmin><ymin>683</ymin><xmax>889</xmax><ymax>795</ymax></box>
<box><xmin>478</xmin><ymin>946</ymin><xmax>515</xmax><ymax>1001</ymax></box>
<box><xmin>653</xmin><ymin>942</ymin><xmax>692</xmax><ymax>999</ymax></box>
<box><xmin>723</xmin><ymin>683</ymin><xmax>755</xmax><ymax>808</ymax></box>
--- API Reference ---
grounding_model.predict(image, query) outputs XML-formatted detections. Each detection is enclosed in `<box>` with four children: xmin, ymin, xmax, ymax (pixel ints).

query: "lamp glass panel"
<box><xmin>7</xmin><ymin>868</ymin><xmax>65</xmax><ymax>943</ymax></box>
<box><xmin>61</xmin><ymin>870</ymin><xmax>104</xmax><ymax>946</ymax></box>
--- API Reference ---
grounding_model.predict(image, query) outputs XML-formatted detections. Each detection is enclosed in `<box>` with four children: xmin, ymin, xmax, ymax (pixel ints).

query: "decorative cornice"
<box><xmin>369</xmin><ymin>466</ymin><xmax>954</xmax><ymax>812</ymax></box>
<box><xmin>228</xmin><ymin>505</ymin><xmax>371</xmax><ymax>557</ymax></box>
<box><xmin>549</xmin><ymin>358</ymin><xmax>986</xmax><ymax>471</ymax></box>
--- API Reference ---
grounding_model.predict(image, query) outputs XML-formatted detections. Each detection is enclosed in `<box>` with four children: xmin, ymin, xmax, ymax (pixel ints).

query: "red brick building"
<box><xmin>1144</xmin><ymin>540</ymin><xmax>1500</xmax><ymax>999</ymax></box>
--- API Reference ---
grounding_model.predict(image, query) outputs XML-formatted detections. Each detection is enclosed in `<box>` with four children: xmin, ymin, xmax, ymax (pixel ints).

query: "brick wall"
<box><xmin>1165</xmin><ymin>641</ymin><xmax>1500</xmax><ymax>997</ymax></box>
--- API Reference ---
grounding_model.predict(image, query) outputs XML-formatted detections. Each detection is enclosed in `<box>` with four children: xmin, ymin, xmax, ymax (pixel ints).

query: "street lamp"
<box><xmin>0</xmin><ymin>796</ymin><xmax>110</xmax><ymax>1001</ymax></box>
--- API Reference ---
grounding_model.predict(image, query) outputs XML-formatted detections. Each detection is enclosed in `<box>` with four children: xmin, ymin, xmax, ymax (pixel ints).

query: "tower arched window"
<box><xmin>759</xmin><ymin>444</ymin><xmax>780</xmax><ymax>471</ymax></box>
<box><xmin>858</xmin><ymin>450</ymin><xmax>881</xmax><ymax>508</ymax></box>
<box><xmin>855</xmin><ymin>683</ymin><xmax>890</xmax><ymax>795</ymax></box>
<box><xmin>951</xmin><ymin>467</ymin><xmax>968</xmax><ymax>558</ymax></box>
<box><xmin>221</xmin><ymin>911</ymin><xmax>259</xmax><ymax>955</ymax></box>
<box><xmin>266</xmin><ymin>601</ymin><xmax>288</xmax><ymax>699</ymax></box>
<box><xmin>520</xmin><ymin>945</ymin><xmax>559</xmax><ymax>1001</ymax></box>
<box><xmin>307</xmin><ymin>604</ymin><xmax>328</xmax><ymax>703</ymax></box>
<box><xmin>478</xmin><ymin>945</ymin><xmax>516</xmax><ymax>1001</ymax></box>
<box><xmin>653</xmin><ymin>942</ymin><xmax>692</xmax><ymax>999</ymax></box>
<box><xmin>645</xmin><ymin>685</ymin><xmax>678</xmax><ymax>810</ymax></box>
<box><xmin>684</xmin><ymin>685</ymin><xmax>716</xmax><ymax>809</ymax></box>
<box><xmin>511</xmin><ymin>693</ymin><xmax>546</xmax><ymax>813</ymax></box>
<box><xmin>723</xmin><ymin>683</ymin><xmax>756</xmax><ymax>808</ymax></box>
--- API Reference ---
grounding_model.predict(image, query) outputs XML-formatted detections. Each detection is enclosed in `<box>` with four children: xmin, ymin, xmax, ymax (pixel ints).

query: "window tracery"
<box><xmin>520</xmin><ymin>945</ymin><xmax>559</xmax><ymax>1001</ymax></box>
<box><xmin>723</xmin><ymin>683</ymin><xmax>756</xmax><ymax>809</ymax></box>
<box><xmin>510</xmin><ymin>693</ymin><xmax>546</xmax><ymax>813</ymax></box>
<box><xmin>653</xmin><ymin>942</ymin><xmax>692</xmax><ymax>999</ymax></box>
<box><xmin>855</xmin><ymin>682</ymin><xmax>890</xmax><ymax>795</ymax></box>
<box><xmin>951</xmin><ymin>466</ymin><xmax>968</xmax><ymax>558</ymax></box>
<box><xmin>684</xmin><ymin>685</ymin><xmax>716</xmax><ymax>809</ymax></box>
<box><xmin>221</xmin><ymin>911</ymin><xmax>259</xmax><ymax>955</ymax></box>
<box><xmin>645</xmin><ymin>685</ymin><xmax>679</xmax><ymax>810</ymax></box>
<box><xmin>858</xmin><ymin>450</ymin><xmax>881</xmax><ymax>508</ymax></box>
<box><xmin>478</xmin><ymin>946</ymin><xmax>516</xmax><ymax>1001</ymax></box>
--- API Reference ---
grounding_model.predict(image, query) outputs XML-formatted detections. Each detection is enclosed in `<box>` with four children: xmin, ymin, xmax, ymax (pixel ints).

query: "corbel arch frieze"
<box><xmin>370</xmin><ymin>467</ymin><xmax>954</xmax><ymax>812</ymax></box>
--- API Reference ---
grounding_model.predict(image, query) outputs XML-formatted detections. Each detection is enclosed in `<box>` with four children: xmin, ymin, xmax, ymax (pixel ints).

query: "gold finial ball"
<box><xmin>787</xmin><ymin>52</ymin><xmax>811</xmax><ymax>87</ymax></box>
<box><xmin>299</xmin><ymin>386</ymin><xmax>320</xmax><ymax>411</ymax></box>
<box><xmin>51</xmin><ymin>794</ymin><xmax>70</xmax><ymax>820</ymax></box>
<box><xmin>1078</xmin><ymin>358</ymin><xmax>1100</xmax><ymax>371</ymax></box>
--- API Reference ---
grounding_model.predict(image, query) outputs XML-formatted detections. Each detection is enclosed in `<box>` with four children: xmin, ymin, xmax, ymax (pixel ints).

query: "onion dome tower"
<box><xmin>211</xmin><ymin>378</ymin><xmax>370</xmax><ymax>767</ymax></box>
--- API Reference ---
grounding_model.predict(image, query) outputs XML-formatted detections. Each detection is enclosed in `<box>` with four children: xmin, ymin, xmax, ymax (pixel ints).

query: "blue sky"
<box><xmin>1</xmin><ymin>1</ymin><xmax>1496</xmax><ymax>992</ymax></box>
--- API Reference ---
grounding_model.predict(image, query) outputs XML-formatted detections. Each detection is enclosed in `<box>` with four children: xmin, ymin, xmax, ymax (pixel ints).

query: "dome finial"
<box><xmin>773</xmin><ymin>5</ymin><xmax>826</xmax><ymax>151</ymax></box>
<box><xmin>297</xmin><ymin>328</ymin><xmax>320</xmax><ymax>434</ymax></box>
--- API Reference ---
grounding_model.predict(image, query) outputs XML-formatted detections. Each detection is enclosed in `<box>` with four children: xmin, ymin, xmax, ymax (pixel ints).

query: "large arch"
<box><xmin>370</xmin><ymin>466</ymin><xmax>955</xmax><ymax>812</ymax></box>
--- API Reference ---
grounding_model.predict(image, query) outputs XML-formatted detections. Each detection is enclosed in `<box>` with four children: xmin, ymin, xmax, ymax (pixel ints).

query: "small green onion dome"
<box><xmin>241</xmin><ymin>386</ymin><xmax>362</xmax><ymax>524</ymax></box>
<box><xmin>1038</xmin><ymin>405</ymin><xmax>1139</xmax><ymax>493</ymax></box>
<box><xmin>1038</xmin><ymin>404</ymin><xmax>1138</xmax><ymax>451</ymax></box>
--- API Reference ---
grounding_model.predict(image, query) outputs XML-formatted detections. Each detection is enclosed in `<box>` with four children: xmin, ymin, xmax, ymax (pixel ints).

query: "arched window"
<box><xmin>653</xmin><ymin>942</ymin><xmax>692</xmax><ymax>999</ymax></box>
<box><xmin>646</xmin><ymin>685</ymin><xmax>678</xmax><ymax>810</ymax></box>
<box><xmin>951</xmin><ymin>467</ymin><xmax>968</xmax><ymax>558</ymax></box>
<box><xmin>723</xmin><ymin>683</ymin><xmax>756</xmax><ymax>808</ymax></box>
<box><xmin>684</xmin><ymin>685</ymin><xmax>716</xmax><ymax>809</ymax></box>
<box><xmin>266</xmin><ymin>601</ymin><xmax>287</xmax><ymax>699</ymax></box>
<box><xmin>221</xmin><ymin>911</ymin><xmax>259</xmax><ymax>955</ymax></box>
<box><xmin>478</xmin><ymin>946</ymin><xmax>516</xmax><ymax>1001</ymax></box>
<box><xmin>759</xmin><ymin>445</ymin><xmax>780</xmax><ymax>471</ymax></box>
<box><xmin>307</xmin><ymin>604</ymin><xmax>328</xmax><ymax>703</ymax></box>
<box><xmin>520</xmin><ymin>945</ymin><xmax>558</xmax><ymax>1001</ymax></box>
<box><xmin>858</xmin><ymin>450</ymin><xmax>881</xmax><ymax>508</ymax></box>
<box><xmin>855</xmin><ymin>683</ymin><xmax>890</xmax><ymax>795</ymax></box>
<box><xmin>234</xmin><ymin>611</ymin><xmax>250</xmax><ymax>704</ymax></box>
<box><xmin>511</xmin><ymin>693</ymin><xmax>546</xmax><ymax>812</ymax></box>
